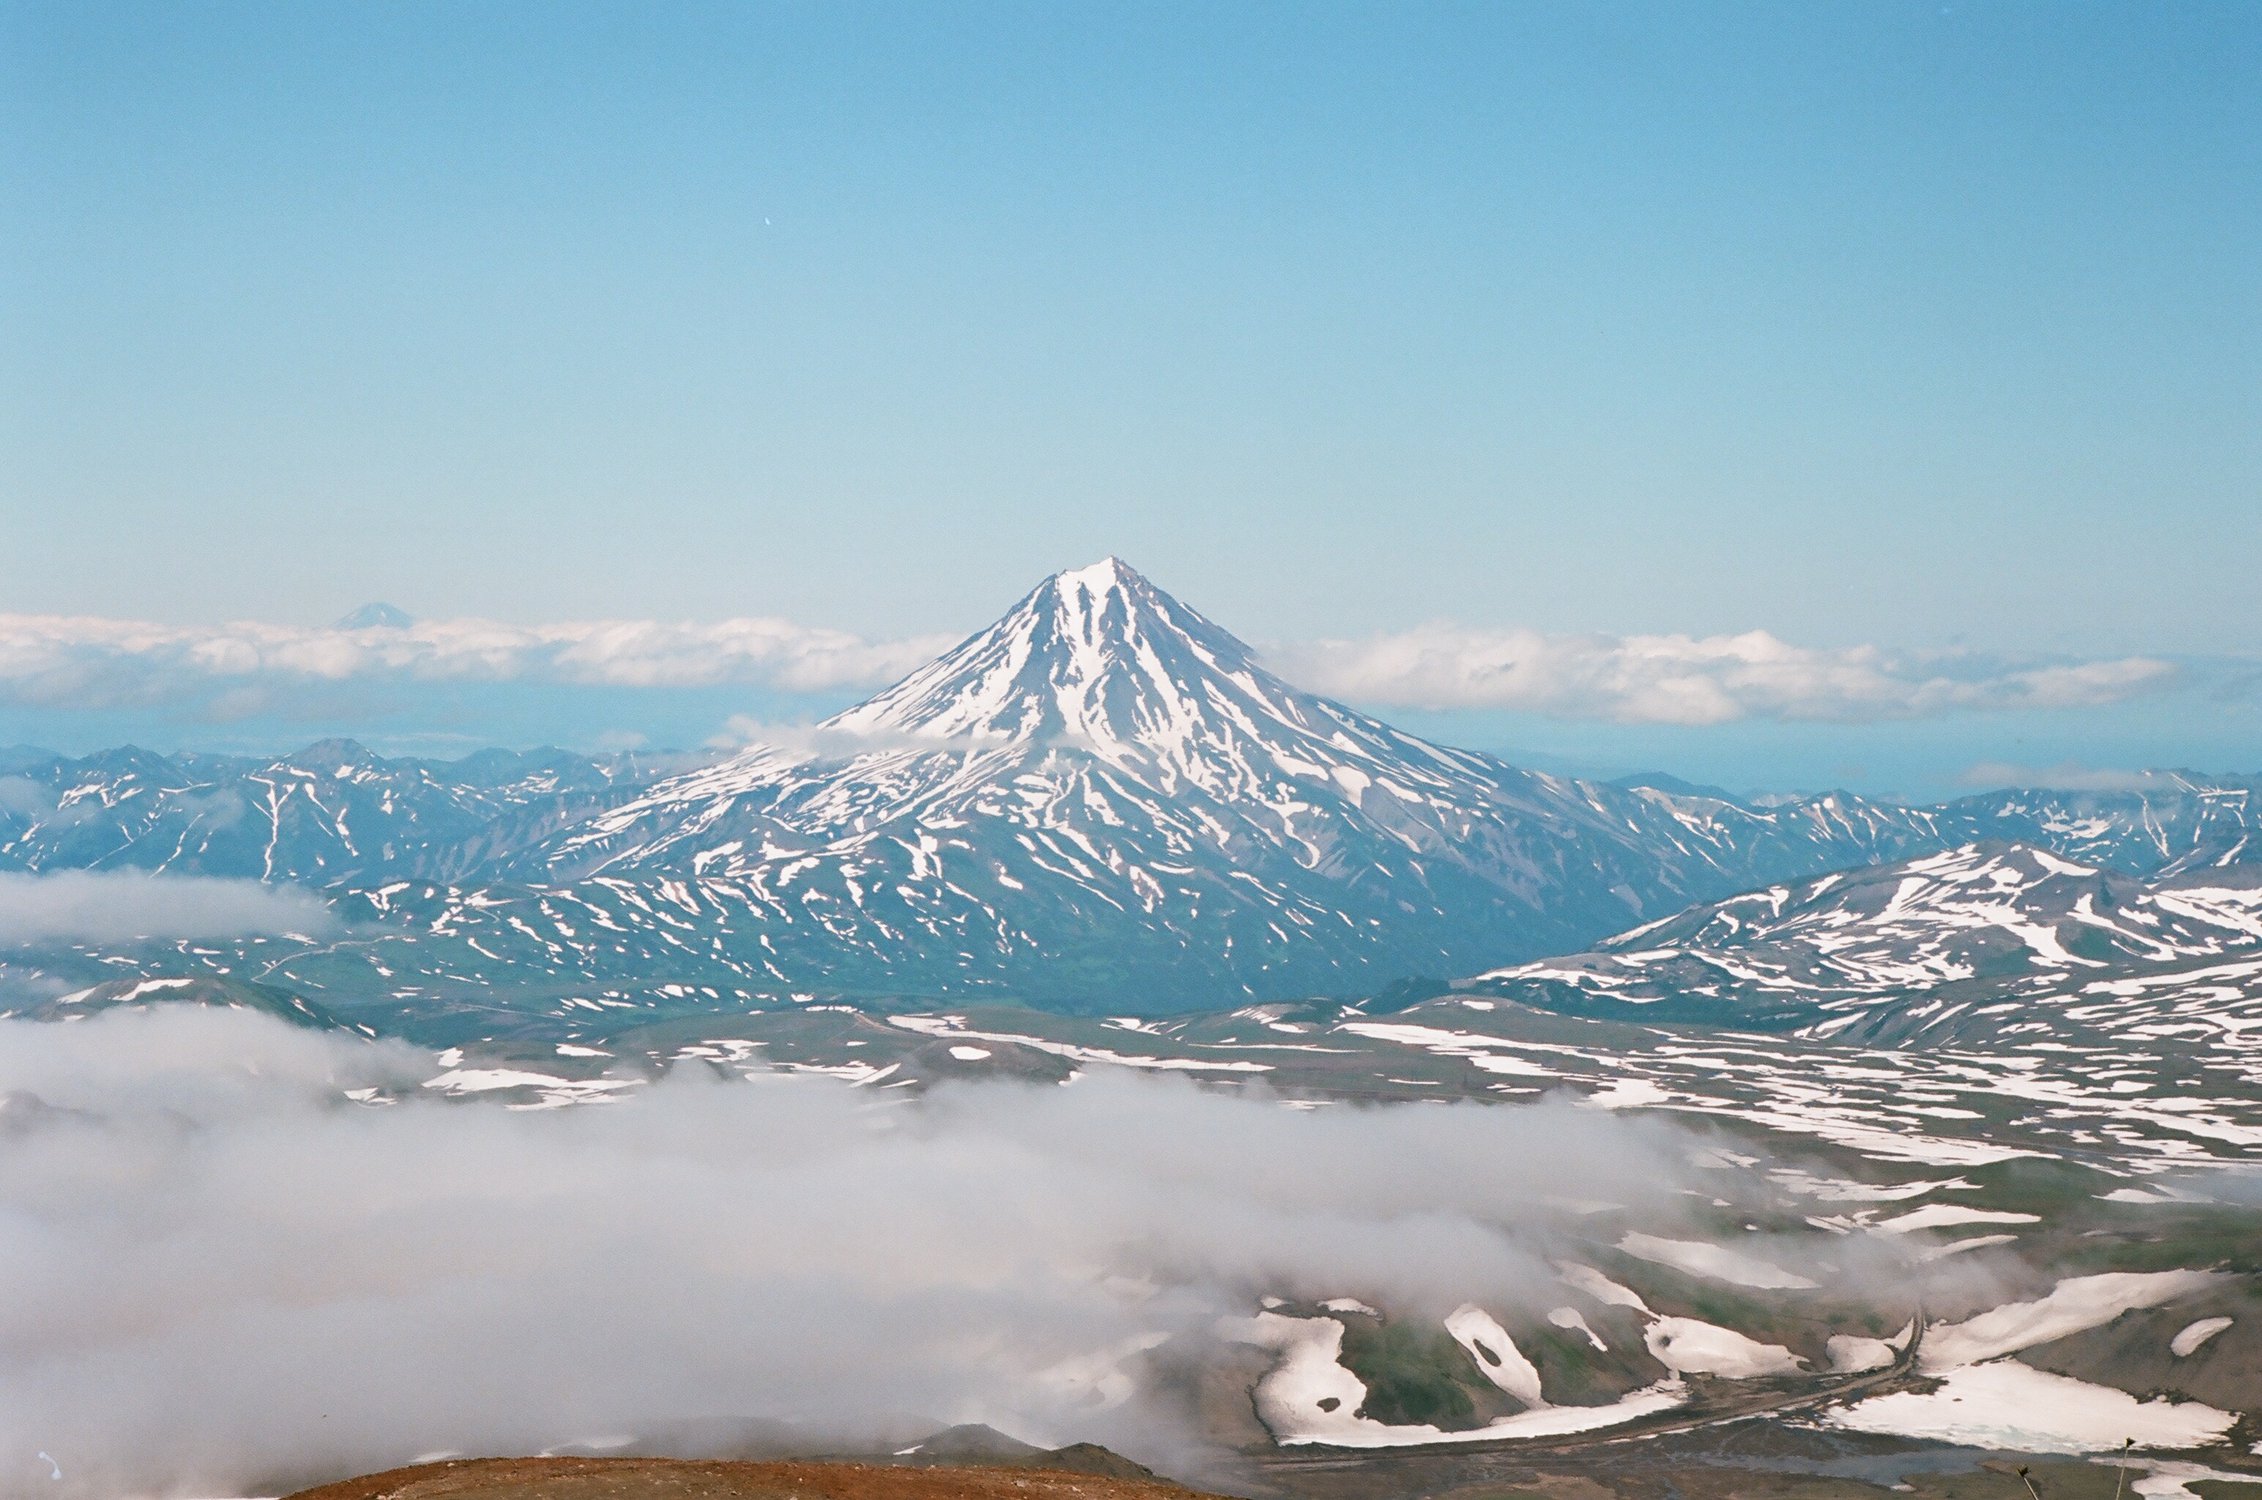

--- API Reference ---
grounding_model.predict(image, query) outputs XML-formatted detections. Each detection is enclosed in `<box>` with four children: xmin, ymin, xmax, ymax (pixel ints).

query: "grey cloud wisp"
<box><xmin>0</xmin><ymin>1008</ymin><xmax>1905</xmax><ymax>1499</ymax></box>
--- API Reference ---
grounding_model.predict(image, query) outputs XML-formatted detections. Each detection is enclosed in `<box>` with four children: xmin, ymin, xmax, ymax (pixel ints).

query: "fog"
<box><xmin>0</xmin><ymin>1008</ymin><xmax>1935</xmax><ymax>1498</ymax></box>
<box><xmin>0</xmin><ymin>871</ymin><xmax>340</xmax><ymax>944</ymax></box>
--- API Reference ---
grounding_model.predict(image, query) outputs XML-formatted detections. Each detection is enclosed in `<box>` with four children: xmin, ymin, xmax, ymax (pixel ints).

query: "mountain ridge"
<box><xmin>2</xmin><ymin>561</ymin><xmax>2258</xmax><ymax>1010</ymax></box>
<box><xmin>1450</xmin><ymin>840</ymin><xmax>2262</xmax><ymax>1044</ymax></box>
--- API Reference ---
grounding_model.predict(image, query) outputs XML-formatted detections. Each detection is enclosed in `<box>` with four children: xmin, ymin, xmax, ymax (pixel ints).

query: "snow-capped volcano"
<box><xmin>537</xmin><ymin>557</ymin><xmax>1519</xmax><ymax>872</ymax></box>
<box><xmin>490</xmin><ymin>561</ymin><xmax>1926</xmax><ymax>1002</ymax></box>
<box><xmin>823</xmin><ymin>556</ymin><xmax>1475</xmax><ymax>804</ymax></box>
<box><xmin>828</xmin><ymin>557</ymin><xmax>1262</xmax><ymax>752</ymax></box>
<box><xmin>12</xmin><ymin>562</ymin><xmax>2255</xmax><ymax>1011</ymax></box>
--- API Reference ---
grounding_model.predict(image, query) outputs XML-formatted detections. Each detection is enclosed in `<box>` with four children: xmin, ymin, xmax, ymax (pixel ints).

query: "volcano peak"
<box><xmin>820</xmin><ymin>557</ymin><xmax>1273</xmax><ymax>754</ymax></box>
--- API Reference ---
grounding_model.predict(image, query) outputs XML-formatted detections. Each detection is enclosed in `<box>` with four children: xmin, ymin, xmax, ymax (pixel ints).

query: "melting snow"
<box><xmin>1549</xmin><ymin>1306</ymin><xmax>1608</xmax><ymax>1351</ymax></box>
<box><xmin>1239</xmin><ymin>1310</ymin><xmax>1686</xmax><ymax>1448</ymax></box>
<box><xmin>1645</xmin><ymin>1317</ymin><xmax>1803</xmax><ymax>1378</ymax></box>
<box><xmin>1444</xmin><ymin>1303</ymin><xmax>1546</xmax><ymax>1406</ymax></box>
<box><xmin>1922</xmin><ymin>1271</ymin><xmax>2224</xmax><ymax>1371</ymax></box>
<box><xmin>2171</xmin><ymin>1317</ymin><xmax>2233</xmax><ymax>1357</ymax></box>
<box><xmin>1824</xmin><ymin>1360</ymin><xmax>2237</xmax><ymax>1453</ymax></box>
<box><xmin>1617</xmin><ymin>1232</ymin><xmax>1818</xmax><ymax>1290</ymax></box>
<box><xmin>1825</xmin><ymin>1335</ymin><xmax>1898</xmax><ymax>1373</ymax></box>
<box><xmin>1874</xmin><ymin>1203</ymin><xmax>2040</xmax><ymax>1234</ymax></box>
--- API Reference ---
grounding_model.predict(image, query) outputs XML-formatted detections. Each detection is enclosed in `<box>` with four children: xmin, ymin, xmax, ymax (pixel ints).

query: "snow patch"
<box><xmin>1824</xmin><ymin>1360</ymin><xmax>2236</xmax><ymax>1453</ymax></box>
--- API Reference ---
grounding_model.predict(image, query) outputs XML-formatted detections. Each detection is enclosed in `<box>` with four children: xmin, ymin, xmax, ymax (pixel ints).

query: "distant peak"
<box><xmin>818</xmin><ymin>557</ymin><xmax>1280</xmax><ymax>752</ymax></box>
<box><xmin>1052</xmin><ymin>556</ymin><xmax>1143</xmax><ymax>591</ymax></box>
<box><xmin>337</xmin><ymin>602</ymin><xmax>414</xmax><ymax>630</ymax></box>
<box><xmin>290</xmin><ymin>737</ymin><xmax>380</xmax><ymax>766</ymax></box>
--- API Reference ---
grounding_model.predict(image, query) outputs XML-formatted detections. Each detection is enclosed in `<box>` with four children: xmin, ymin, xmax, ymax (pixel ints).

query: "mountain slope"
<box><xmin>0</xmin><ymin>741</ymin><xmax>672</xmax><ymax>885</ymax></box>
<box><xmin>1</xmin><ymin>562</ymin><xmax>2256</xmax><ymax>1011</ymax></box>
<box><xmin>1940</xmin><ymin>775</ymin><xmax>2259</xmax><ymax>876</ymax></box>
<box><xmin>1452</xmin><ymin>843</ymin><xmax>2262</xmax><ymax>1044</ymax></box>
<box><xmin>464</xmin><ymin>562</ymin><xmax>1973</xmax><ymax>1003</ymax></box>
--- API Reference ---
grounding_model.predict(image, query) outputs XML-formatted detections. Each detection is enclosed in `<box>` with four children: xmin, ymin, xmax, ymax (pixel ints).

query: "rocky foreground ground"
<box><xmin>281</xmin><ymin>1457</ymin><xmax>1207</xmax><ymax>1500</ymax></box>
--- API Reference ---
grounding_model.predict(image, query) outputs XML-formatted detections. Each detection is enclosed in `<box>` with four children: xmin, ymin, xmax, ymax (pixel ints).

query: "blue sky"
<box><xmin>2</xmin><ymin>1</ymin><xmax>2256</xmax><ymax>795</ymax></box>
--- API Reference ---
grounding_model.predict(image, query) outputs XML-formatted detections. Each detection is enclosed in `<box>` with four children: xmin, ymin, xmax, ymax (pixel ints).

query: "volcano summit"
<box><xmin>5</xmin><ymin>561</ymin><xmax>2257</xmax><ymax>1012</ymax></box>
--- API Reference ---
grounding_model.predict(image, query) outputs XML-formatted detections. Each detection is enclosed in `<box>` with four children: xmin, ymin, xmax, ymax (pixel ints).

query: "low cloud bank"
<box><xmin>1276</xmin><ymin>627</ymin><xmax>2173</xmax><ymax>725</ymax></box>
<box><xmin>0</xmin><ymin>611</ymin><xmax>2175</xmax><ymax>727</ymax></box>
<box><xmin>0</xmin><ymin>1008</ymin><xmax>1940</xmax><ymax>1498</ymax></box>
<box><xmin>0</xmin><ymin>871</ymin><xmax>340</xmax><ymax>944</ymax></box>
<box><xmin>0</xmin><ymin>611</ymin><xmax>953</xmax><ymax>704</ymax></box>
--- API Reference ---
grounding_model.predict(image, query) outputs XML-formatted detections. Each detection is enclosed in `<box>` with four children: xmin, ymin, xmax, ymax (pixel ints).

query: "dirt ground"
<box><xmin>281</xmin><ymin>1457</ymin><xmax>1215</xmax><ymax>1500</ymax></box>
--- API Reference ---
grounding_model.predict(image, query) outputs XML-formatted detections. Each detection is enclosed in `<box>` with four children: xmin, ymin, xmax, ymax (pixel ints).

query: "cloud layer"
<box><xmin>0</xmin><ymin>611</ymin><xmax>2174</xmax><ymax>728</ymax></box>
<box><xmin>1274</xmin><ymin>626</ymin><xmax>2174</xmax><ymax>725</ymax></box>
<box><xmin>0</xmin><ymin>1007</ymin><xmax>1931</xmax><ymax>1499</ymax></box>
<box><xmin>0</xmin><ymin>612</ymin><xmax>954</xmax><ymax>706</ymax></box>
<box><xmin>0</xmin><ymin>872</ymin><xmax>341</xmax><ymax>944</ymax></box>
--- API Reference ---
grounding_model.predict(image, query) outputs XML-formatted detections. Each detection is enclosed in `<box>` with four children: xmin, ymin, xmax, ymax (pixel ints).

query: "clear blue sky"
<box><xmin>2</xmin><ymin>1</ymin><xmax>2256</xmax><ymax>790</ymax></box>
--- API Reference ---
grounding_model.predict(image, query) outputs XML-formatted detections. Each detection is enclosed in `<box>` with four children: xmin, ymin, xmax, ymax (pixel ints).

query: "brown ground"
<box><xmin>281</xmin><ymin>1457</ymin><xmax>1217</xmax><ymax>1500</ymax></box>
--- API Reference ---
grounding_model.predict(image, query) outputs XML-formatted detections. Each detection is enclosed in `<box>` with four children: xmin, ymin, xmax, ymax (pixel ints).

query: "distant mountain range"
<box><xmin>1450</xmin><ymin>842</ymin><xmax>2262</xmax><ymax>1047</ymax></box>
<box><xmin>2</xmin><ymin>559</ymin><xmax>2256</xmax><ymax>1011</ymax></box>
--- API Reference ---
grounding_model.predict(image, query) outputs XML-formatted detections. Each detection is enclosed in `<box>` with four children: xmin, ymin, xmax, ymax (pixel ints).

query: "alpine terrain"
<box><xmin>4</xmin><ymin>560</ymin><xmax>2259</xmax><ymax>1014</ymax></box>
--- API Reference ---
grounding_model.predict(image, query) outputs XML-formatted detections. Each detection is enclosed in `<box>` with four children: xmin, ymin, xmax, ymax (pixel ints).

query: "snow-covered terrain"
<box><xmin>1453</xmin><ymin>844</ymin><xmax>2262</xmax><ymax>1060</ymax></box>
<box><xmin>7</xmin><ymin>561</ymin><xmax>2262</xmax><ymax>1481</ymax></box>
<box><xmin>5</xmin><ymin>562</ymin><xmax>2258</xmax><ymax>1010</ymax></box>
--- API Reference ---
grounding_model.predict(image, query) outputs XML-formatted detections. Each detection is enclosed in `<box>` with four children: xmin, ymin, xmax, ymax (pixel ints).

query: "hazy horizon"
<box><xmin>6</xmin><ymin>3</ymin><xmax>2258</xmax><ymax>794</ymax></box>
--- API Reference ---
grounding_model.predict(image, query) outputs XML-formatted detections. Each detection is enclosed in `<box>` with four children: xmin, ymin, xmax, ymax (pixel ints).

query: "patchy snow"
<box><xmin>1773</xmin><ymin>1171</ymin><xmax>1972</xmax><ymax>1203</ymax></box>
<box><xmin>1874</xmin><ymin>1203</ymin><xmax>2040</xmax><ymax>1235</ymax></box>
<box><xmin>1038</xmin><ymin>1331</ymin><xmax>1169</xmax><ymax>1410</ymax></box>
<box><xmin>888</xmin><ymin>1014</ymin><xmax>1270</xmax><ymax>1073</ymax></box>
<box><xmin>2118</xmin><ymin>1460</ymin><xmax>2262</xmax><ymax>1500</ymax></box>
<box><xmin>1645</xmin><ymin>1317</ymin><xmax>1804</xmax><ymax>1378</ymax></box>
<box><xmin>1549</xmin><ymin>1305</ymin><xmax>1608</xmax><ymax>1351</ymax></box>
<box><xmin>1919</xmin><ymin>1233</ymin><xmax>2021</xmax><ymax>1262</ymax></box>
<box><xmin>1445</xmin><ymin>1303</ymin><xmax>1546</xmax><ymax>1406</ymax></box>
<box><xmin>1583</xmin><ymin>1078</ymin><xmax>1674</xmax><ymax>1109</ymax></box>
<box><xmin>1235</xmin><ymin>1313</ymin><xmax>1685</xmax><ymax>1448</ymax></box>
<box><xmin>2171</xmin><ymin>1317</ymin><xmax>2233</xmax><ymax>1357</ymax></box>
<box><xmin>116</xmin><ymin>977</ymin><xmax>198</xmax><ymax>1000</ymax></box>
<box><xmin>1236</xmin><ymin>1312</ymin><xmax>1374</xmax><ymax>1444</ymax></box>
<box><xmin>421</xmin><ymin>1067</ymin><xmax>644</xmax><ymax>1110</ymax></box>
<box><xmin>1823</xmin><ymin>1360</ymin><xmax>2237</xmax><ymax>1453</ymax></box>
<box><xmin>1618</xmin><ymin>1232</ymin><xmax>1818</xmax><ymax>1290</ymax></box>
<box><xmin>1826</xmin><ymin>1335</ymin><xmax>1898</xmax><ymax>1373</ymax></box>
<box><xmin>424</xmin><ymin>1067</ymin><xmax>573</xmax><ymax>1093</ymax></box>
<box><xmin>1559</xmin><ymin>1261</ymin><xmax>1651</xmax><ymax>1312</ymax></box>
<box><xmin>1923</xmin><ymin>1271</ymin><xmax>2225</xmax><ymax>1371</ymax></box>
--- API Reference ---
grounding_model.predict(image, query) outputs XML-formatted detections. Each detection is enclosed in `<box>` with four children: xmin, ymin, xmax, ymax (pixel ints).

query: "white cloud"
<box><xmin>0</xmin><ymin>612</ymin><xmax>953</xmax><ymax>706</ymax></box>
<box><xmin>0</xmin><ymin>872</ymin><xmax>341</xmax><ymax>944</ymax></box>
<box><xmin>0</xmin><ymin>1007</ymin><xmax>1930</xmax><ymax>1498</ymax></box>
<box><xmin>1271</xmin><ymin>627</ymin><xmax>2175</xmax><ymax>725</ymax></box>
<box><xmin>0</xmin><ymin>611</ymin><xmax>2176</xmax><ymax>727</ymax></box>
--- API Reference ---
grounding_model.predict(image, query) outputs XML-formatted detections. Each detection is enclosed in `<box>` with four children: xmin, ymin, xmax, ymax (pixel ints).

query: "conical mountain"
<box><xmin>13</xmin><ymin>572</ymin><xmax>2259</xmax><ymax>1011</ymax></box>
<box><xmin>817</xmin><ymin>555</ymin><xmax>1503</xmax><ymax>801</ymax></box>
<box><xmin>8</xmin><ymin>570</ymin><xmax>2252</xmax><ymax>1013</ymax></box>
<box><xmin>826</xmin><ymin>557</ymin><xmax>1267</xmax><ymax>749</ymax></box>
<box><xmin>503</xmin><ymin>561</ymin><xmax>1933</xmax><ymax>1005</ymax></box>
